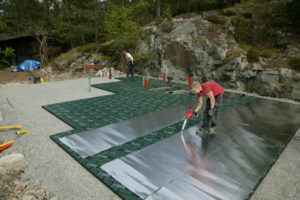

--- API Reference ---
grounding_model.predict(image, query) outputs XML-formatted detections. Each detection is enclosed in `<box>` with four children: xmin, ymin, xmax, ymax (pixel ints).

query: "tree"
<box><xmin>186</xmin><ymin>0</ymin><xmax>191</xmax><ymax>13</ymax></box>
<box><xmin>156</xmin><ymin>0</ymin><xmax>160</xmax><ymax>18</ymax></box>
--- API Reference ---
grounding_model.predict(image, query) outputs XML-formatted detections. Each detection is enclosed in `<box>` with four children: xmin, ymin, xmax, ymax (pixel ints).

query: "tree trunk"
<box><xmin>64</xmin><ymin>0</ymin><xmax>73</xmax><ymax>48</ymax></box>
<box><xmin>35</xmin><ymin>35</ymin><xmax>48</xmax><ymax>65</ymax></box>
<box><xmin>156</xmin><ymin>0</ymin><xmax>160</xmax><ymax>18</ymax></box>
<box><xmin>122</xmin><ymin>0</ymin><xmax>125</xmax><ymax>8</ymax></box>
<box><xmin>81</xmin><ymin>31</ymin><xmax>85</xmax><ymax>45</ymax></box>
<box><xmin>186</xmin><ymin>0</ymin><xmax>191</xmax><ymax>13</ymax></box>
<box><xmin>94</xmin><ymin>0</ymin><xmax>98</xmax><ymax>47</ymax></box>
<box><xmin>176</xmin><ymin>0</ymin><xmax>180</xmax><ymax>15</ymax></box>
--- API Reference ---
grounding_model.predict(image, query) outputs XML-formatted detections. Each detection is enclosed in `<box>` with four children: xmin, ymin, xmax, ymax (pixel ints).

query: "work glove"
<box><xmin>208</xmin><ymin>108</ymin><xmax>214</xmax><ymax>117</ymax></box>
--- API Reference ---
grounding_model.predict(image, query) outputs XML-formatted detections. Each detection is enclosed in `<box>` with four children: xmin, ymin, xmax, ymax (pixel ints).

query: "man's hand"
<box><xmin>186</xmin><ymin>109</ymin><xmax>198</xmax><ymax>119</ymax></box>
<box><xmin>193</xmin><ymin>110</ymin><xmax>198</xmax><ymax>118</ymax></box>
<box><xmin>208</xmin><ymin>108</ymin><xmax>214</xmax><ymax>117</ymax></box>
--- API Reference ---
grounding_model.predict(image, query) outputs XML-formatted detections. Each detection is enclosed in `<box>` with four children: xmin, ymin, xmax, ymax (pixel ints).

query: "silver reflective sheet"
<box><xmin>101</xmin><ymin>98</ymin><xmax>300</xmax><ymax>200</ymax></box>
<box><xmin>59</xmin><ymin>101</ymin><xmax>197</xmax><ymax>158</ymax></box>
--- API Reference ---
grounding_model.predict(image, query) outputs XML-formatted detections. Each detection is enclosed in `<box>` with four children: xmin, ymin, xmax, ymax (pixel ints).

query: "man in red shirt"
<box><xmin>190</xmin><ymin>81</ymin><xmax>224</xmax><ymax>136</ymax></box>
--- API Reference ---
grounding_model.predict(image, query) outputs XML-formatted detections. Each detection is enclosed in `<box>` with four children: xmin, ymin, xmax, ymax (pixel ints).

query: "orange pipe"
<box><xmin>189</xmin><ymin>75</ymin><xmax>193</xmax><ymax>86</ymax></box>
<box><xmin>163</xmin><ymin>73</ymin><xmax>166</xmax><ymax>82</ymax></box>
<box><xmin>145</xmin><ymin>78</ymin><xmax>149</xmax><ymax>89</ymax></box>
<box><xmin>0</xmin><ymin>140</ymin><xmax>14</xmax><ymax>151</ymax></box>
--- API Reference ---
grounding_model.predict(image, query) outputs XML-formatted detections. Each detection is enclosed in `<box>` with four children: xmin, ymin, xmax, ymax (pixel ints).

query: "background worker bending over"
<box><xmin>190</xmin><ymin>81</ymin><xmax>224</xmax><ymax>136</ymax></box>
<box><xmin>122</xmin><ymin>50</ymin><xmax>134</xmax><ymax>78</ymax></box>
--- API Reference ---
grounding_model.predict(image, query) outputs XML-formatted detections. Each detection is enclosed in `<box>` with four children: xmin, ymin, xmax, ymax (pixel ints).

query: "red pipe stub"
<box><xmin>109</xmin><ymin>68</ymin><xmax>112</xmax><ymax>79</ymax></box>
<box><xmin>145</xmin><ymin>78</ymin><xmax>149</xmax><ymax>89</ymax></box>
<box><xmin>163</xmin><ymin>73</ymin><xmax>166</xmax><ymax>82</ymax></box>
<box><xmin>189</xmin><ymin>75</ymin><xmax>193</xmax><ymax>86</ymax></box>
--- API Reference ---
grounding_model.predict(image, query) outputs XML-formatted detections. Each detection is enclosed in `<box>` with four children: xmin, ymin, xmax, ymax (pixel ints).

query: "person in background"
<box><xmin>122</xmin><ymin>50</ymin><xmax>134</xmax><ymax>78</ymax></box>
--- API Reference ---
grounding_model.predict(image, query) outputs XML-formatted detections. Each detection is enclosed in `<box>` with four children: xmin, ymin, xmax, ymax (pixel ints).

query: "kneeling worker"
<box><xmin>189</xmin><ymin>80</ymin><xmax>224</xmax><ymax>136</ymax></box>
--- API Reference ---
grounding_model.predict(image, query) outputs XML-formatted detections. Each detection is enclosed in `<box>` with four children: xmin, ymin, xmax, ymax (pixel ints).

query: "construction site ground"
<box><xmin>0</xmin><ymin>71</ymin><xmax>300</xmax><ymax>200</ymax></box>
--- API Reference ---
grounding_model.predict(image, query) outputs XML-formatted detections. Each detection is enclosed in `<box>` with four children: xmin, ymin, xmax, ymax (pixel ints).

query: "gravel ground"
<box><xmin>0</xmin><ymin>77</ymin><xmax>121</xmax><ymax>200</ymax></box>
<box><xmin>0</xmin><ymin>77</ymin><xmax>299</xmax><ymax>200</ymax></box>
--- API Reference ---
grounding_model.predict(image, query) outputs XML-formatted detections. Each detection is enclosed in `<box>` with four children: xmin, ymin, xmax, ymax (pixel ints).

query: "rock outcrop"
<box><xmin>135</xmin><ymin>13</ymin><xmax>300</xmax><ymax>100</ymax></box>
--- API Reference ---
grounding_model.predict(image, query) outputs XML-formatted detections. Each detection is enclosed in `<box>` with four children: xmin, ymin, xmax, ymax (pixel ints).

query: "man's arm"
<box><xmin>194</xmin><ymin>96</ymin><xmax>203</xmax><ymax>113</ymax></box>
<box><xmin>206</xmin><ymin>91</ymin><xmax>215</xmax><ymax>109</ymax></box>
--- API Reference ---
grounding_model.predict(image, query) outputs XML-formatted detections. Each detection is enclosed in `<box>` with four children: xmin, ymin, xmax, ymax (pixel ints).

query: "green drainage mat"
<box><xmin>43</xmin><ymin>77</ymin><xmax>300</xmax><ymax>200</ymax></box>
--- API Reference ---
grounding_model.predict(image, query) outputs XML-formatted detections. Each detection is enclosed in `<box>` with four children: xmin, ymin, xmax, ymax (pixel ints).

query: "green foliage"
<box><xmin>0</xmin><ymin>47</ymin><xmax>15</xmax><ymax>69</ymax></box>
<box><xmin>247</xmin><ymin>48</ymin><xmax>260</xmax><ymax>62</ymax></box>
<box><xmin>288</xmin><ymin>57</ymin><xmax>300</xmax><ymax>72</ymax></box>
<box><xmin>240</xmin><ymin>44</ymin><xmax>276</xmax><ymax>62</ymax></box>
<box><xmin>286</xmin><ymin>0</ymin><xmax>300</xmax><ymax>30</ymax></box>
<box><xmin>78</xmin><ymin>44</ymin><xmax>98</xmax><ymax>53</ymax></box>
<box><xmin>140</xmin><ymin>71</ymin><xmax>146</xmax><ymax>76</ymax></box>
<box><xmin>218</xmin><ymin>10</ymin><xmax>236</xmax><ymax>16</ymax></box>
<box><xmin>98</xmin><ymin>43</ymin><xmax>116</xmax><ymax>58</ymax></box>
<box><xmin>132</xmin><ymin>1</ymin><xmax>155</xmax><ymax>25</ymax></box>
<box><xmin>235</xmin><ymin>15</ymin><xmax>252</xmax><ymax>43</ymax></box>
<box><xmin>104</xmin><ymin>3</ymin><xmax>139</xmax><ymax>40</ymax></box>
<box><xmin>292</xmin><ymin>76</ymin><xmax>300</xmax><ymax>83</ymax></box>
<box><xmin>250</xmin><ymin>81</ymin><xmax>261</xmax><ymax>93</ymax></box>
<box><xmin>259</xmin><ymin>49</ymin><xmax>277</xmax><ymax>58</ymax></box>
<box><xmin>161</xmin><ymin>20</ymin><xmax>174</xmax><ymax>32</ymax></box>
<box><xmin>243</xmin><ymin>12</ymin><xmax>253</xmax><ymax>19</ymax></box>
<box><xmin>152</xmin><ymin>72</ymin><xmax>159</xmax><ymax>78</ymax></box>
<box><xmin>193</xmin><ymin>37</ymin><xmax>206</xmax><ymax>46</ymax></box>
<box><xmin>135</xmin><ymin>50</ymin><xmax>158</xmax><ymax>63</ymax></box>
<box><xmin>204</xmin><ymin>15</ymin><xmax>225</xmax><ymax>25</ymax></box>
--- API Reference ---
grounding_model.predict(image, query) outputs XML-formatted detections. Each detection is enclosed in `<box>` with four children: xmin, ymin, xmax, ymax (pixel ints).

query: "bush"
<box><xmin>240</xmin><ymin>44</ymin><xmax>276</xmax><ymax>61</ymax></box>
<box><xmin>204</xmin><ymin>15</ymin><xmax>226</xmax><ymax>25</ymax></box>
<box><xmin>288</xmin><ymin>57</ymin><xmax>300</xmax><ymax>72</ymax></box>
<box><xmin>140</xmin><ymin>71</ymin><xmax>146</xmax><ymax>76</ymax></box>
<box><xmin>239</xmin><ymin>44</ymin><xmax>252</xmax><ymax>51</ymax></box>
<box><xmin>247</xmin><ymin>48</ymin><xmax>260</xmax><ymax>62</ymax></box>
<box><xmin>292</xmin><ymin>76</ymin><xmax>300</xmax><ymax>83</ymax></box>
<box><xmin>161</xmin><ymin>20</ymin><xmax>174</xmax><ymax>32</ymax></box>
<box><xmin>243</xmin><ymin>12</ymin><xmax>253</xmax><ymax>19</ymax></box>
<box><xmin>152</xmin><ymin>72</ymin><xmax>159</xmax><ymax>78</ymax></box>
<box><xmin>98</xmin><ymin>43</ymin><xmax>116</xmax><ymax>57</ymax></box>
<box><xmin>78</xmin><ymin>44</ymin><xmax>98</xmax><ymax>53</ymax></box>
<box><xmin>0</xmin><ymin>47</ymin><xmax>15</xmax><ymax>69</ymax></box>
<box><xmin>260</xmin><ymin>49</ymin><xmax>276</xmax><ymax>58</ymax></box>
<box><xmin>218</xmin><ymin>10</ymin><xmax>236</xmax><ymax>17</ymax></box>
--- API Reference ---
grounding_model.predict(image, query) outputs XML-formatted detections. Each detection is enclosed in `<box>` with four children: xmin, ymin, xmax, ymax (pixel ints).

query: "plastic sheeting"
<box><xmin>59</xmin><ymin>101</ymin><xmax>198</xmax><ymax>158</ymax></box>
<box><xmin>11</xmin><ymin>59</ymin><xmax>41</xmax><ymax>72</ymax></box>
<box><xmin>101</xmin><ymin>98</ymin><xmax>300</xmax><ymax>200</ymax></box>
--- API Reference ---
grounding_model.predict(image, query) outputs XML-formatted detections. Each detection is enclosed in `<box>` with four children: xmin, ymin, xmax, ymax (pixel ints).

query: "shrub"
<box><xmin>0</xmin><ymin>47</ymin><xmax>15</xmax><ymax>69</ymax></box>
<box><xmin>243</xmin><ymin>12</ymin><xmax>253</xmax><ymax>19</ymax></box>
<box><xmin>288</xmin><ymin>57</ymin><xmax>300</xmax><ymax>72</ymax></box>
<box><xmin>240</xmin><ymin>44</ymin><xmax>276</xmax><ymax>61</ymax></box>
<box><xmin>140</xmin><ymin>71</ymin><xmax>146</xmax><ymax>76</ymax></box>
<box><xmin>78</xmin><ymin>44</ymin><xmax>97</xmax><ymax>53</ymax></box>
<box><xmin>292</xmin><ymin>76</ymin><xmax>300</xmax><ymax>83</ymax></box>
<box><xmin>218</xmin><ymin>10</ymin><xmax>236</xmax><ymax>17</ymax></box>
<box><xmin>161</xmin><ymin>21</ymin><xmax>173</xmax><ymax>32</ymax></box>
<box><xmin>247</xmin><ymin>48</ymin><xmax>260</xmax><ymax>62</ymax></box>
<box><xmin>239</xmin><ymin>44</ymin><xmax>252</xmax><ymax>51</ymax></box>
<box><xmin>260</xmin><ymin>49</ymin><xmax>276</xmax><ymax>58</ymax></box>
<box><xmin>204</xmin><ymin>15</ymin><xmax>226</xmax><ymax>25</ymax></box>
<box><xmin>152</xmin><ymin>72</ymin><xmax>159</xmax><ymax>78</ymax></box>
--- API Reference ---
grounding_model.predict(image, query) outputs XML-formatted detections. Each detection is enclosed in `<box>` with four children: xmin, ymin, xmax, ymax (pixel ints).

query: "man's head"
<box><xmin>191</xmin><ymin>81</ymin><xmax>202</xmax><ymax>94</ymax></box>
<box><xmin>122</xmin><ymin>50</ymin><xmax>127</xmax><ymax>55</ymax></box>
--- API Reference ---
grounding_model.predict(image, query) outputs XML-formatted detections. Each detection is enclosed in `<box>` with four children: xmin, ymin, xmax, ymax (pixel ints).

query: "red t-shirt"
<box><xmin>197</xmin><ymin>81</ymin><xmax>224</xmax><ymax>97</ymax></box>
